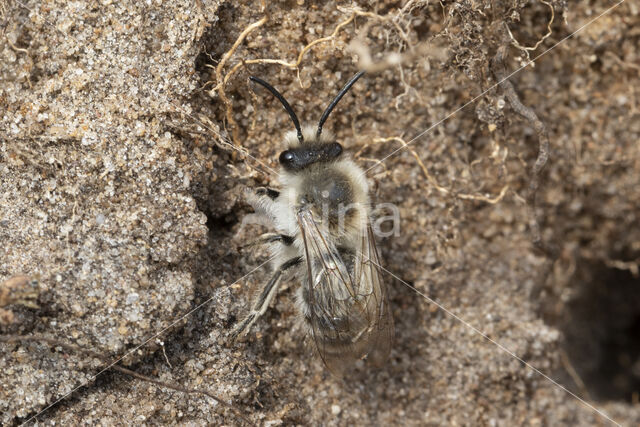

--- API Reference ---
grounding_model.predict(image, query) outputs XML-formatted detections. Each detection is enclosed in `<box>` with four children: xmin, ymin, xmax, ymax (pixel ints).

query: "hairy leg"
<box><xmin>240</xmin><ymin>232</ymin><xmax>294</xmax><ymax>250</ymax></box>
<box><xmin>235</xmin><ymin>187</ymin><xmax>283</xmax><ymax>237</ymax></box>
<box><xmin>231</xmin><ymin>256</ymin><xmax>302</xmax><ymax>340</ymax></box>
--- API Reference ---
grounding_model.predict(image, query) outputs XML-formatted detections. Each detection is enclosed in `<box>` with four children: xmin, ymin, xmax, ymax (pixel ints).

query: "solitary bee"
<box><xmin>232</xmin><ymin>71</ymin><xmax>393</xmax><ymax>374</ymax></box>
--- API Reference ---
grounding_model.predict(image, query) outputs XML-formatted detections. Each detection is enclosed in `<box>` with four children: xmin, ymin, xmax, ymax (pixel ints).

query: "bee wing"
<box><xmin>297</xmin><ymin>210</ymin><xmax>393</xmax><ymax>375</ymax></box>
<box><xmin>359</xmin><ymin>223</ymin><xmax>394</xmax><ymax>367</ymax></box>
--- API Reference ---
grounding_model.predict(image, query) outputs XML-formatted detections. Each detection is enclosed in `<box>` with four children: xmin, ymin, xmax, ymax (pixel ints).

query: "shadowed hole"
<box><xmin>559</xmin><ymin>259</ymin><xmax>640</xmax><ymax>403</ymax></box>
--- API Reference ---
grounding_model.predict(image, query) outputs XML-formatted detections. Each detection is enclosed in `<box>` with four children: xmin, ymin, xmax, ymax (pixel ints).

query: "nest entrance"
<box><xmin>560</xmin><ymin>259</ymin><xmax>640</xmax><ymax>403</ymax></box>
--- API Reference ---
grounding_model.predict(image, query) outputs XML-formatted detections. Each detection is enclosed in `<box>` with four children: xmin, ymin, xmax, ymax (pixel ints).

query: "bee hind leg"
<box><xmin>230</xmin><ymin>256</ymin><xmax>302</xmax><ymax>340</ymax></box>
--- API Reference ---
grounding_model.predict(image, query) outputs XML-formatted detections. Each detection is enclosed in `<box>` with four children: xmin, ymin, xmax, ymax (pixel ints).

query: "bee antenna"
<box><xmin>317</xmin><ymin>71</ymin><xmax>365</xmax><ymax>138</ymax></box>
<box><xmin>250</xmin><ymin>76</ymin><xmax>303</xmax><ymax>143</ymax></box>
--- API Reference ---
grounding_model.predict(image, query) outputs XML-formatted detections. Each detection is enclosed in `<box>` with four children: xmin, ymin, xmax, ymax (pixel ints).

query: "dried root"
<box><xmin>207</xmin><ymin>11</ymin><xmax>355</xmax><ymax>94</ymax></box>
<box><xmin>206</xmin><ymin>3</ymin><xmax>438</xmax><ymax>149</ymax></box>
<box><xmin>211</xmin><ymin>16</ymin><xmax>268</xmax><ymax>145</ymax></box>
<box><xmin>490</xmin><ymin>43</ymin><xmax>552</xmax><ymax>254</ymax></box>
<box><xmin>357</xmin><ymin>136</ymin><xmax>509</xmax><ymax>204</ymax></box>
<box><xmin>165</xmin><ymin>107</ymin><xmax>277</xmax><ymax>177</ymax></box>
<box><xmin>206</xmin><ymin>10</ymin><xmax>356</xmax><ymax>148</ymax></box>
<box><xmin>506</xmin><ymin>0</ymin><xmax>555</xmax><ymax>64</ymax></box>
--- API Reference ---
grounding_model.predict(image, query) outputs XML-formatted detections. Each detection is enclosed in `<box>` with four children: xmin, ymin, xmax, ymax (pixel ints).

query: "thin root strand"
<box><xmin>491</xmin><ymin>43</ymin><xmax>552</xmax><ymax>255</ymax></box>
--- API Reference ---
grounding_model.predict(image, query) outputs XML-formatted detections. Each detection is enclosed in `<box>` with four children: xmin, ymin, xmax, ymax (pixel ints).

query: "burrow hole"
<box><xmin>558</xmin><ymin>259</ymin><xmax>640</xmax><ymax>403</ymax></box>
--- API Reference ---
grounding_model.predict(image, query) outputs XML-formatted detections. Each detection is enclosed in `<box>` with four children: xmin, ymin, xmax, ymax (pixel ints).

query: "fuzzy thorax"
<box><xmin>277</xmin><ymin>128</ymin><xmax>371</xmax><ymax>244</ymax></box>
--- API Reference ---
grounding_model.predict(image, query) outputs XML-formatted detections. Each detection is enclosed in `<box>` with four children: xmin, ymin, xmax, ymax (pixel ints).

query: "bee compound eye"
<box><xmin>327</xmin><ymin>142</ymin><xmax>343</xmax><ymax>158</ymax></box>
<box><xmin>279</xmin><ymin>150</ymin><xmax>295</xmax><ymax>165</ymax></box>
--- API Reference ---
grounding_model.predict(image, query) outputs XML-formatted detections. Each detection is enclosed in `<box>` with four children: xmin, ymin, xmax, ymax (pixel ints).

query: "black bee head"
<box><xmin>279</xmin><ymin>142</ymin><xmax>343</xmax><ymax>171</ymax></box>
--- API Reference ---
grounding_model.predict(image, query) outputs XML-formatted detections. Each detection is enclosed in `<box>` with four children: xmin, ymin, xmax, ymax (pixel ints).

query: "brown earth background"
<box><xmin>1</xmin><ymin>0</ymin><xmax>640</xmax><ymax>425</ymax></box>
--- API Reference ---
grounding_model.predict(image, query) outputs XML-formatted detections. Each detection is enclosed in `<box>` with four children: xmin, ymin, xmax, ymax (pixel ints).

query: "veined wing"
<box><xmin>297</xmin><ymin>209</ymin><xmax>393</xmax><ymax>375</ymax></box>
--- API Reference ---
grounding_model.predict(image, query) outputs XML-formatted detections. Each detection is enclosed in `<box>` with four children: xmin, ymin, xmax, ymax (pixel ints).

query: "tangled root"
<box><xmin>356</xmin><ymin>136</ymin><xmax>509</xmax><ymax>204</ymax></box>
<box><xmin>490</xmin><ymin>42</ymin><xmax>554</xmax><ymax>257</ymax></box>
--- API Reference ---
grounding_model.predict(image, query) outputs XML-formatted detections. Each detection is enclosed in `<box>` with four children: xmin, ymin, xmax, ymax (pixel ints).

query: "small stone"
<box><xmin>126</xmin><ymin>293</ymin><xmax>139</xmax><ymax>304</ymax></box>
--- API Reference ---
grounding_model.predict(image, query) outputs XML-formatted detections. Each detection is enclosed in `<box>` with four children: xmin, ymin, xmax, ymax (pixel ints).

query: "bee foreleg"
<box><xmin>231</xmin><ymin>256</ymin><xmax>302</xmax><ymax>340</ymax></box>
<box><xmin>255</xmin><ymin>187</ymin><xmax>280</xmax><ymax>199</ymax></box>
<box><xmin>240</xmin><ymin>233</ymin><xmax>294</xmax><ymax>250</ymax></box>
<box><xmin>244</xmin><ymin>187</ymin><xmax>282</xmax><ymax>223</ymax></box>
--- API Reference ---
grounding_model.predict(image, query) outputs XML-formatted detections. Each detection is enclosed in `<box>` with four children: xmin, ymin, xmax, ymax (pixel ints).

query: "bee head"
<box><xmin>279</xmin><ymin>139</ymin><xmax>343</xmax><ymax>171</ymax></box>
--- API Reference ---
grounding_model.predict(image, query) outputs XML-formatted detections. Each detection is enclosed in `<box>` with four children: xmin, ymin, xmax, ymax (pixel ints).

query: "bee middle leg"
<box><xmin>231</xmin><ymin>256</ymin><xmax>302</xmax><ymax>340</ymax></box>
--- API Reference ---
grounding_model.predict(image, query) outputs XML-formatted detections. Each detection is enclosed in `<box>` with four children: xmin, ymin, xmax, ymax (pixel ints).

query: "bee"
<box><xmin>232</xmin><ymin>71</ymin><xmax>394</xmax><ymax>375</ymax></box>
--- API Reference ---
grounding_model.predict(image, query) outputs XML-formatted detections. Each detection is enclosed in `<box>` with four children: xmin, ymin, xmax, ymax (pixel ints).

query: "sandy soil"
<box><xmin>1</xmin><ymin>0</ymin><xmax>639</xmax><ymax>425</ymax></box>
